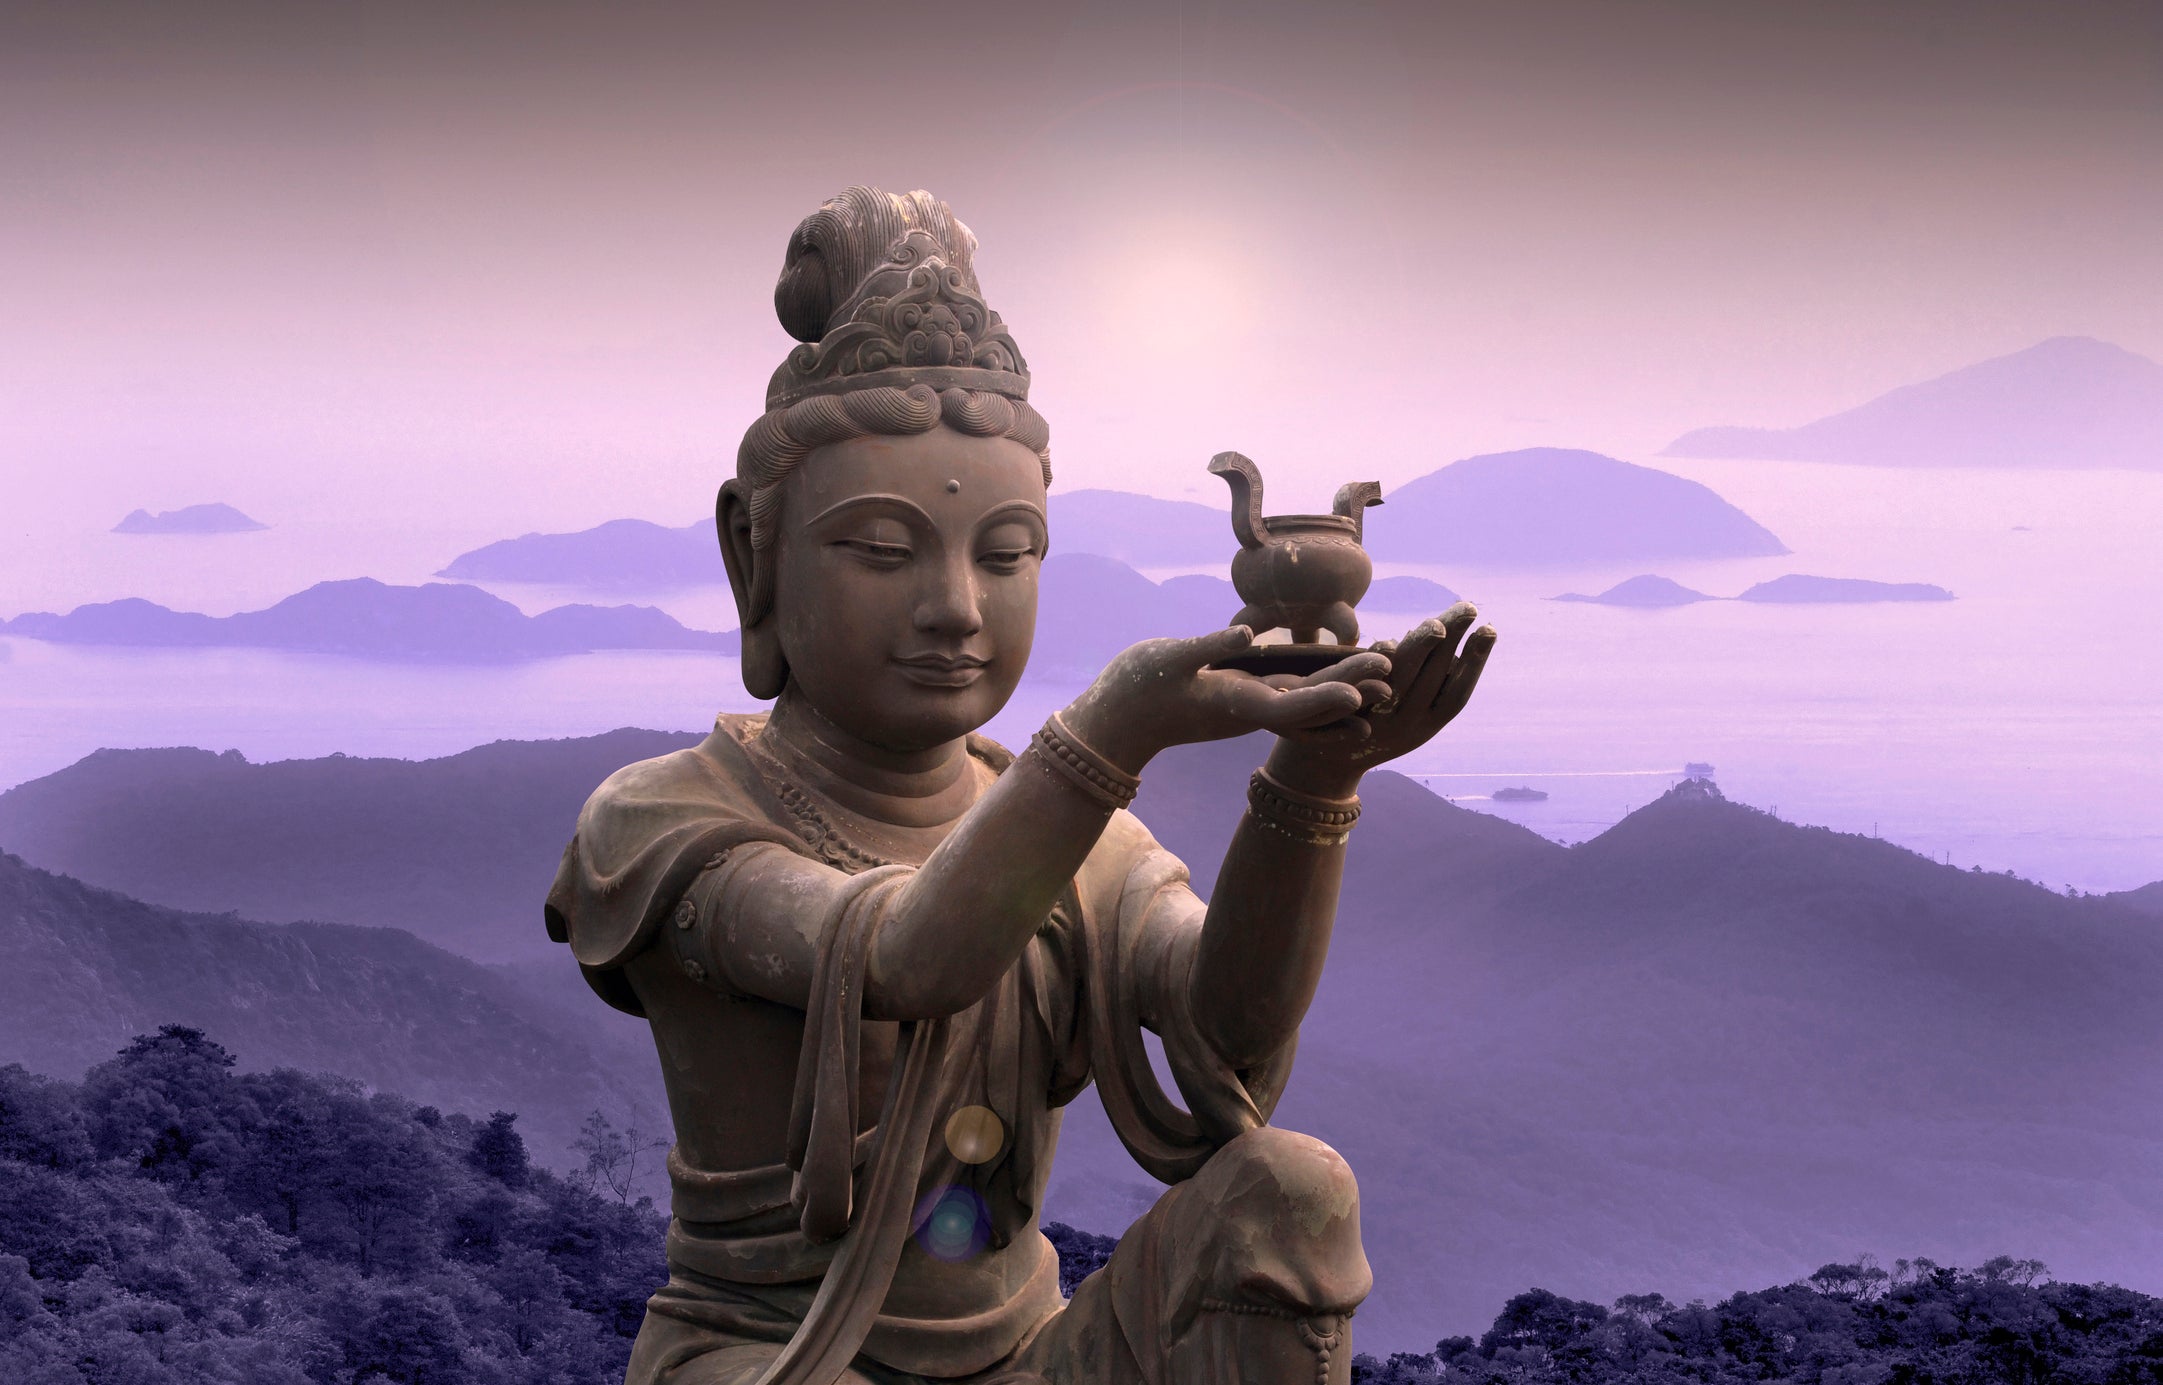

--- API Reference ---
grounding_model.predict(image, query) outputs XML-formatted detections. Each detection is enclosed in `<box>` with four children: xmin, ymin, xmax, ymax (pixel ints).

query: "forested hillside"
<box><xmin>0</xmin><ymin>1027</ymin><xmax>662</xmax><ymax>1384</ymax></box>
<box><xmin>9</xmin><ymin>1029</ymin><xmax>2159</xmax><ymax>1383</ymax></box>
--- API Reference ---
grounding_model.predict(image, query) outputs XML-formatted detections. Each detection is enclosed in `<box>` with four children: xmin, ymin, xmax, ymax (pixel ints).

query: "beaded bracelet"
<box><xmin>1246</xmin><ymin>767</ymin><xmax>1361</xmax><ymax>847</ymax></box>
<box><xmin>1029</xmin><ymin>712</ymin><xmax>1141</xmax><ymax>811</ymax></box>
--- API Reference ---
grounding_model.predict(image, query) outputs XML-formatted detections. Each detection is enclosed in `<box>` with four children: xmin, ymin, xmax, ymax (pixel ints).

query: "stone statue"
<box><xmin>545</xmin><ymin>187</ymin><xmax>1497</xmax><ymax>1385</ymax></box>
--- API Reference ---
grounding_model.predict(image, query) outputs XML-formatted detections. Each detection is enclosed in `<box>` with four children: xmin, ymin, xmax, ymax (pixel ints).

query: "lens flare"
<box><xmin>914</xmin><ymin>1185</ymin><xmax>991</xmax><ymax>1262</ymax></box>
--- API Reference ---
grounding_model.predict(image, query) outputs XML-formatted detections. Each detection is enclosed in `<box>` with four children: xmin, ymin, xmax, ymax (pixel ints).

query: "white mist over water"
<box><xmin>1</xmin><ymin>460</ymin><xmax>2157</xmax><ymax>891</ymax></box>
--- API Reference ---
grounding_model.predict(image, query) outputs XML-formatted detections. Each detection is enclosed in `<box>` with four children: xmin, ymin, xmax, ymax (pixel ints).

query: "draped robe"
<box><xmin>545</xmin><ymin>714</ymin><xmax>1297</xmax><ymax>1381</ymax></box>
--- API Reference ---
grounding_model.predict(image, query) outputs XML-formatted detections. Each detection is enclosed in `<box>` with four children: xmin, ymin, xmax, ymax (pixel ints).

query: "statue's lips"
<box><xmin>892</xmin><ymin>653</ymin><xmax>989</xmax><ymax>688</ymax></box>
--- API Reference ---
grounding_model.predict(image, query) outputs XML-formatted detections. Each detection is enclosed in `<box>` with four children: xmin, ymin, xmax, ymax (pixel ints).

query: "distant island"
<box><xmin>437</xmin><ymin>516</ymin><xmax>715</xmax><ymax>585</ymax></box>
<box><xmin>1555</xmin><ymin>573</ymin><xmax>1955</xmax><ymax>605</ymax></box>
<box><xmin>1033</xmin><ymin>554</ymin><xmax>1459</xmax><ymax>679</ymax></box>
<box><xmin>1042</xmin><ymin>488</ymin><xmax>1229</xmax><ymax>565</ymax></box>
<box><xmin>1362</xmin><ymin>447</ymin><xmax>1787</xmax><ymax>567</ymax></box>
<box><xmin>111</xmin><ymin>502</ymin><xmax>267</xmax><ymax>533</ymax></box>
<box><xmin>0</xmin><ymin>577</ymin><xmax>738</xmax><ymax>661</ymax></box>
<box><xmin>0</xmin><ymin>562</ymin><xmax>1457</xmax><ymax>673</ymax></box>
<box><xmin>1736</xmin><ymin>574</ymin><xmax>1955</xmax><ymax>603</ymax></box>
<box><xmin>1366</xmin><ymin>574</ymin><xmax>1464</xmax><ymax>609</ymax></box>
<box><xmin>434</xmin><ymin>449</ymin><xmax>1784</xmax><ymax>590</ymax></box>
<box><xmin>1553</xmin><ymin>575</ymin><xmax>1713</xmax><ymax>607</ymax></box>
<box><xmin>1662</xmin><ymin>336</ymin><xmax>2163</xmax><ymax>469</ymax></box>
<box><xmin>436</xmin><ymin>491</ymin><xmax>1239</xmax><ymax>586</ymax></box>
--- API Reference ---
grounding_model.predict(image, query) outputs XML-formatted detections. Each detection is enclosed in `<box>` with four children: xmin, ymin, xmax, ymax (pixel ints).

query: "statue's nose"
<box><xmin>913</xmin><ymin>558</ymin><xmax>985</xmax><ymax>637</ymax></box>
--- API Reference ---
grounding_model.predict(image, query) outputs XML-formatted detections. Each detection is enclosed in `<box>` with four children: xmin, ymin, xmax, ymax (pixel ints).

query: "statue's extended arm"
<box><xmin>681</xmin><ymin>628</ymin><xmax>1382</xmax><ymax>1022</ymax></box>
<box><xmin>1188</xmin><ymin>607</ymin><xmax>1498</xmax><ymax>1067</ymax></box>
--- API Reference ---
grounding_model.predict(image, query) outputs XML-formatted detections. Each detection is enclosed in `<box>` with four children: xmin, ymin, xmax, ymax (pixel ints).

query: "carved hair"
<box><xmin>733</xmin><ymin>386</ymin><xmax>1051</xmax><ymax>552</ymax></box>
<box><xmin>726</xmin><ymin>189</ymin><xmax>1050</xmax><ymax>696</ymax></box>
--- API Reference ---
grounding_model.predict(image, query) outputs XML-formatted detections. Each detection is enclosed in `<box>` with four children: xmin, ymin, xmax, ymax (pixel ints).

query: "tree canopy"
<box><xmin>0</xmin><ymin>1028</ymin><xmax>662</xmax><ymax>1384</ymax></box>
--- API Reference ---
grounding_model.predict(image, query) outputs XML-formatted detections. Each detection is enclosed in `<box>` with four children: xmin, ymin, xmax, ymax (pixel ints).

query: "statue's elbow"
<box><xmin>864</xmin><ymin>952</ymin><xmax>999</xmax><ymax>1022</ymax></box>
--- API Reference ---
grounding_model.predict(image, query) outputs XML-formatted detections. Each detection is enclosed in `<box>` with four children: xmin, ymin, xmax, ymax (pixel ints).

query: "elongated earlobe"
<box><xmin>718</xmin><ymin>481</ymin><xmax>787</xmax><ymax>699</ymax></box>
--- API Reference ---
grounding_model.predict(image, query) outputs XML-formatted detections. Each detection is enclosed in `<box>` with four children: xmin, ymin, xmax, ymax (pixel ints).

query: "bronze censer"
<box><xmin>1207</xmin><ymin>450</ymin><xmax>1383</xmax><ymax>675</ymax></box>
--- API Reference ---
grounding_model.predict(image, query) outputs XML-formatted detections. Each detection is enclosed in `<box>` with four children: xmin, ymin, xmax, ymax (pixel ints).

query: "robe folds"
<box><xmin>545</xmin><ymin>714</ymin><xmax>1296</xmax><ymax>1383</ymax></box>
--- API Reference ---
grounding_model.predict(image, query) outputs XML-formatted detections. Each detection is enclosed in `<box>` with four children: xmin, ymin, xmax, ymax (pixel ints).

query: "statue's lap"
<box><xmin>630</xmin><ymin>1127</ymin><xmax>1369</xmax><ymax>1385</ymax></box>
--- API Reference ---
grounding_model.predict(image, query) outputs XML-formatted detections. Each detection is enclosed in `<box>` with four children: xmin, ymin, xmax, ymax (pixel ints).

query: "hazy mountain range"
<box><xmin>433</xmin><ymin>448</ymin><xmax>1788</xmax><ymax>587</ymax></box>
<box><xmin>2</xmin><ymin>729</ymin><xmax>2158</xmax><ymax>1346</ymax></box>
<box><xmin>0</xmin><ymin>557</ymin><xmax>1458</xmax><ymax>673</ymax></box>
<box><xmin>0</xmin><ymin>849</ymin><xmax>668</xmax><ymax>1177</ymax></box>
<box><xmin>0</xmin><ymin>578</ymin><xmax>736</xmax><ymax>662</ymax></box>
<box><xmin>1360</xmin><ymin>447</ymin><xmax>1786</xmax><ymax>566</ymax></box>
<box><xmin>1664</xmin><ymin>336</ymin><xmax>2163</xmax><ymax>469</ymax></box>
<box><xmin>1554</xmin><ymin>574</ymin><xmax>1956</xmax><ymax>607</ymax></box>
<box><xmin>111</xmin><ymin>502</ymin><xmax>267</xmax><ymax>534</ymax></box>
<box><xmin>1033</xmin><ymin>555</ymin><xmax>1458</xmax><ymax>678</ymax></box>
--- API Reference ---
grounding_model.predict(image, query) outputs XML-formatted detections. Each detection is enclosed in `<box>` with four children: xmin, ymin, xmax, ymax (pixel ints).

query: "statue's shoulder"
<box><xmin>550</xmin><ymin>712</ymin><xmax>798</xmax><ymax>979</ymax></box>
<box><xmin>578</xmin><ymin>712</ymin><xmax>773</xmax><ymax>824</ymax></box>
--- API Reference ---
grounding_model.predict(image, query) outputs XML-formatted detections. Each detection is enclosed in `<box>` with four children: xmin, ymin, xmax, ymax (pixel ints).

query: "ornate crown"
<box><xmin>764</xmin><ymin>188</ymin><xmax>1030</xmax><ymax>410</ymax></box>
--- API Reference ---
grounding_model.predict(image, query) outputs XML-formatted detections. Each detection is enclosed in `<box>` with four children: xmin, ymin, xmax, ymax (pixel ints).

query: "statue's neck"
<box><xmin>758</xmin><ymin>690</ymin><xmax>978</xmax><ymax>829</ymax></box>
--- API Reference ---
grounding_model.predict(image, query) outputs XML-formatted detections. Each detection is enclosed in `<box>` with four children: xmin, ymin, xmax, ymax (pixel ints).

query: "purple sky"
<box><xmin>3</xmin><ymin>0</ymin><xmax>2160</xmax><ymax>534</ymax></box>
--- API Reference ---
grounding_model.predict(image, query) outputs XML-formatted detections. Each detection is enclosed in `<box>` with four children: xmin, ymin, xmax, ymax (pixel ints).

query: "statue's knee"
<box><xmin>1183</xmin><ymin>1127</ymin><xmax>1369</xmax><ymax>1314</ymax></box>
<box><xmin>1197</xmin><ymin>1126</ymin><xmax>1360</xmax><ymax>1223</ymax></box>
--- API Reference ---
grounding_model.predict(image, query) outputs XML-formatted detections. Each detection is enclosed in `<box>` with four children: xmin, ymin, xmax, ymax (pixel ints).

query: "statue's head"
<box><xmin>720</xmin><ymin>188</ymin><xmax>1052</xmax><ymax>752</ymax></box>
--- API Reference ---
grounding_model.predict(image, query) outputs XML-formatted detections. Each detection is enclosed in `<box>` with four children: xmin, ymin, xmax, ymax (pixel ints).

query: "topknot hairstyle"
<box><xmin>732</xmin><ymin>188</ymin><xmax>1049</xmax><ymax>553</ymax></box>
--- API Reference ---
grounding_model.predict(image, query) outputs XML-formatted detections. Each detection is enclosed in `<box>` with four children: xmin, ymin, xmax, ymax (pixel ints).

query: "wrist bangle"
<box><xmin>1029</xmin><ymin>712</ymin><xmax>1141</xmax><ymax>812</ymax></box>
<box><xmin>1246</xmin><ymin>767</ymin><xmax>1360</xmax><ymax>846</ymax></box>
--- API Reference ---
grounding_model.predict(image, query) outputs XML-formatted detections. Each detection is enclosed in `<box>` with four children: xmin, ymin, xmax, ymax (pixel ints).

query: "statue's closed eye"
<box><xmin>834</xmin><ymin>538</ymin><xmax>913</xmax><ymax>566</ymax></box>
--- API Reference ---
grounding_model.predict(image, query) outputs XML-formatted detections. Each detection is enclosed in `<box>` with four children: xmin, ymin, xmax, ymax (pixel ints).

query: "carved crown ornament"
<box><xmin>765</xmin><ymin>229</ymin><xmax>1031</xmax><ymax>409</ymax></box>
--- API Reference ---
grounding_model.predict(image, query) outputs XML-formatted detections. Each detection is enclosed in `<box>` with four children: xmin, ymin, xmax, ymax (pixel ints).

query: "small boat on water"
<box><xmin>1492</xmin><ymin>785</ymin><xmax>1549</xmax><ymax>802</ymax></box>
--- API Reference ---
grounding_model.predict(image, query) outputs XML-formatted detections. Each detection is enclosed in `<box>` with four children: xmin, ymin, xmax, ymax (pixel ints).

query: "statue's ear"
<box><xmin>718</xmin><ymin>480</ymin><xmax>787</xmax><ymax>700</ymax></box>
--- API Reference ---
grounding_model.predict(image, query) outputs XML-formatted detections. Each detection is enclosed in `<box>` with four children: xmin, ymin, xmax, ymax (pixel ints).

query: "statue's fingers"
<box><xmin>1411</xmin><ymin>604</ymin><xmax>1483</xmax><ymax>697</ymax></box>
<box><xmin>1295</xmin><ymin>650</ymin><xmax>1392</xmax><ymax>688</ymax></box>
<box><xmin>1429</xmin><ymin>624</ymin><xmax>1498</xmax><ymax>716</ymax></box>
<box><xmin>1386</xmin><ymin>618</ymin><xmax>1451</xmax><ymax>698</ymax></box>
<box><xmin>1281</xmin><ymin>715</ymin><xmax>1374</xmax><ymax>747</ymax></box>
<box><xmin>1436</xmin><ymin>602</ymin><xmax>1481</xmax><ymax>653</ymax></box>
<box><xmin>1244</xmin><ymin>681</ymin><xmax>1363</xmax><ymax>730</ymax></box>
<box><xmin>1173</xmin><ymin>624</ymin><xmax>1254</xmax><ymax>672</ymax></box>
<box><xmin>1354</xmin><ymin>677</ymin><xmax>1395</xmax><ymax>708</ymax></box>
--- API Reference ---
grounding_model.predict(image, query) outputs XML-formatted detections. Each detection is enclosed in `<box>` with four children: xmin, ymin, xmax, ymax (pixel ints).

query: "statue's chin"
<box><xmin>791</xmin><ymin>669</ymin><xmax>1021</xmax><ymax>758</ymax></box>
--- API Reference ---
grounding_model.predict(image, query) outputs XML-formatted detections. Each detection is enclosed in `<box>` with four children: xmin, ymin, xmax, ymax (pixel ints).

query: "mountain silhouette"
<box><xmin>5</xmin><ymin>730</ymin><xmax>2157</xmax><ymax>1345</ymax></box>
<box><xmin>1737</xmin><ymin>574</ymin><xmax>1954</xmax><ymax>603</ymax></box>
<box><xmin>1553</xmin><ymin>575</ymin><xmax>1713</xmax><ymax>607</ymax></box>
<box><xmin>0</xmin><ymin>730</ymin><xmax>703</xmax><ymax>962</ymax></box>
<box><xmin>1363</xmin><ymin>447</ymin><xmax>1788</xmax><ymax>567</ymax></box>
<box><xmin>431</xmin><ymin>454</ymin><xmax>1782</xmax><ymax>592</ymax></box>
<box><xmin>437</xmin><ymin>516</ymin><xmax>716</xmax><ymax>586</ymax></box>
<box><xmin>433</xmin><ymin>491</ymin><xmax>1238</xmax><ymax>587</ymax></box>
<box><xmin>2110</xmin><ymin>881</ymin><xmax>2163</xmax><ymax>917</ymax></box>
<box><xmin>1554</xmin><ymin>574</ymin><xmax>1954</xmax><ymax>605</ymax></box>
<box><xmin>0</xmin><ymin>851</ymin><xmax>667</xmax><ymax>1173</ymax></box>
<box><xmin>111</xmin><ymin>502</ymin><xmax>267</xmax><ymax>533</ymax></box>
<box><xmin>1663</xmin><ymin>336</ymin><xmax>2163</xmax><ymax>469</ymax></box>
<box><xmin>1032</xmin><ymin>555</ymin><xmax>1461</xmax><ymax>677</ymax></box>
<box><xmin>1044</xmin><ymin>489</ymin><xmax>1229</xmax><ymax>565</ymax></box>
<box><xmin>1</xmin><ymin>578</ymin><xmax>738</xmax><ymax>662</ymax></box>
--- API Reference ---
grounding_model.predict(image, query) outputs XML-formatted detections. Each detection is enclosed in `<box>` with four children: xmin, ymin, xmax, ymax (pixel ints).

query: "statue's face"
<box><xmin>770</xmin><ymin>426</ymin><xmax>1047</xmax><ymax>753</ymax></box>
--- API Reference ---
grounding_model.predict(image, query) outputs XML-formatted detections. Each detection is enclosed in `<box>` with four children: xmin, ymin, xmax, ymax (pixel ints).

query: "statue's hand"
<box><xmin>1273</xmin><ymin>603</ymin><xmax>1497</xmax><ymax>787</ymax></box>
<box><xmin>1062</xmin><ymin>626</ymin><xmax>1392</xmax><ymax>775</ymax></box>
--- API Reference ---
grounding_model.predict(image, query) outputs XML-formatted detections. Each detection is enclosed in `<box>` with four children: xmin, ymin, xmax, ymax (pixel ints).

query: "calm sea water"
<box><xmin>3</xmin><ymin>460</ymin><xmax>2158</xmax><ymax>891</ymax></box>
